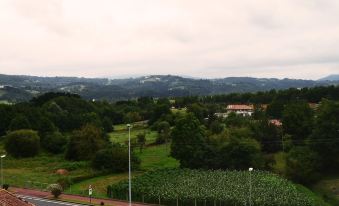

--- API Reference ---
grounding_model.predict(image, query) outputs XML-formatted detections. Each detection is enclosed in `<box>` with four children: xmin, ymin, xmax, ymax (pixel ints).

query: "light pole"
<box><xmin>127</xmin><ymin>124</ymin><xmax>132</xmax><ymax>206</ymax></box>
<box><xmin>249</xmin><ymin>167</ymin><xmax>253</xmax><ymax>206</ymax></box>
<box><xmin>1</xmin><ymin>154</ymin><xmax>6</xmax><ymax>188</ymax></box>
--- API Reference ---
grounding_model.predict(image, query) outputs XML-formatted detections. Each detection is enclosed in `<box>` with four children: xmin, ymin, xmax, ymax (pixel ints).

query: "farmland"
<box><xmin>109</xmin><ymin>169</ymin><xmax>328</xmax><ymax>206</ymax></box>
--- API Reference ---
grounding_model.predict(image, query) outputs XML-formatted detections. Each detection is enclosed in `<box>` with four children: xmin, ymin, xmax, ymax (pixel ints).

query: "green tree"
<box><xmin>91</xmin><ymin>145</ymin><xmax>140</xmax><ymax>172</ymax></box>
<box><xmin>102</xmin><ymin>117</ymin><xmax>114</xmax><ymax>133</ymax></box>
<box><xmin>65</xmin><ymin>124</ymin><xmax>105</xmax><ymax>161</ymax></box>
<box><xmin>136</xmin><ymin>133</ymin><xmax>146</xmax><ymax>153</ymax></box>
<box><xmin>310</xmin><ymin>100</ymin><xmax>339</xmax><ymax>171</ymax></box>
<box><xmin>9</xmin><ymin>115</ymin><xmax>31</xmax><ymax>131</ymax></box>
<box><xmin>210</xmin><ymin>128</ymin><xmax>264</xmax><ymax>170</ymax></box>
<box><xmin>252</xmin><ymin>119</ymin><xmax>282</xmax><ymax>153</ymax></box>
<box><xmin>170</xmin><ymin>113</ymin><xmax>208</xmax><ymax>168</ymax></box>
<box><xmin>282</xmin><ymin>101</ymin><xmax>313</xmax><ymax>143</ymax></box>
<box><xmin>286</xmin><ymin>146</ymin><xmax>320</xmax><ymax>184</ymax></box>
<box><xmin>5</xmin><ymin>130</ymin><xmax>40</xmax><ymax>157</ymax></box>
<box><xmin>42</xmin><ymin>131</ymin><xmax>68</xmax><ymax>154</ymax></box>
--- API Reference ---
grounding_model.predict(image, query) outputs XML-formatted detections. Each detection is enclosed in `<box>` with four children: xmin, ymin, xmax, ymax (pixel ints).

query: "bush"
<box><xmin>65</xmin><ymin>124</ymin><xmax>105</xmax><ymax>161</ymax></box>
<box><xmin>286</xmin><ymin>146</ymin><xmax>320</xmax><ymax>185</ymax></box>
<box><xmin>5</xmin><ymin>130</ymin><xmax>40</xmax><ymax>157</ymax></box>
<box><xmin>57</xmin><ymin>177</ymin><xmax>73</xmax><ymax>190</ymax></box>
<box><xmin>42</xmin><ymin>131</ymin><xmax>68</xmax><ymax>154</ymax></box>
<box><xmin>91</xmin><ymin>145</ymin><xmax>140</xmax><ymax>172</ymax></box>
<box><xmin>47</xmin><ymin>184</ymin><xmax>63</xmax><ymax>198</ymax></box>
<box><xmin>2</xmin><ymin>184</ymin><xmax>9</xmax><ymax>190</ymax></box>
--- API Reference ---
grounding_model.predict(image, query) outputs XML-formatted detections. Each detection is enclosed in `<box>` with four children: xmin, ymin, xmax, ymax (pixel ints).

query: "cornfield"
<box><xmin>108</xmin><ymin>169</ymin><xmax>319</xmax><ymax>206</ymax></box>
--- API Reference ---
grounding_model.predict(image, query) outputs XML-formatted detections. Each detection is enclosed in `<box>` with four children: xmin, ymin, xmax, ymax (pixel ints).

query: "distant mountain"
<box><xmin>1</xmin><ymin>74</ymin><xmax>338</xmax><ymax>103</ymax></box>
<box><xmin>318</xmin><ymin>74</ymin><xmax>339</xmax><ymax>81</ymax></box>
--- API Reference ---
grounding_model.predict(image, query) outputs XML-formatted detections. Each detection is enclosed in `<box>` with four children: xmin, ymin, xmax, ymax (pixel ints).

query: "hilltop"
<box><xmin>1</xmin><ymin>74</ymin><xmax>338</xmax><ymax>102</ymax></box>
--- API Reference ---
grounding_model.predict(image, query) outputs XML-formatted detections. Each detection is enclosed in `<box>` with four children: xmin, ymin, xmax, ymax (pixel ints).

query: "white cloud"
<box><xmin>0</xmin><ymin>0</ymin><xmax>339</xmax><ymax>79</ymax></box>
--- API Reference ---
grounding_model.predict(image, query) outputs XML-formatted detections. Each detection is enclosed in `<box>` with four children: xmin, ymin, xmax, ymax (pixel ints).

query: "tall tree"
<box><xmin>282</xmin><ymin>101</ymin><xmax>313</xmax><ymax>144</ymax></box>
<box><xmin>170</xmin><ymin>113</ymin><xmax>208</xmax><ymax>168</ymax></box>
<box><xmin>310</xmin><ymin>100</ymin><xmax>339</xmax><ymax>171</ymax></box>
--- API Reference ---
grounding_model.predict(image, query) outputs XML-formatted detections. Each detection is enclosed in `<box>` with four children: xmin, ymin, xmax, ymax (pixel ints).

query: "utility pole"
<box><xmin>127</xmin><ymin>124</ymin><xmax>132</xmax><ymax>206</ymax></box>
<box><xmin>249</xmin><ymin>167</ymin><xmax>253</xmax><ymax>206</ymax></box>
<box><xmin>1</xmin><ymin>155</ymin><xmax>6</xmax><ymax>188</ymax></box>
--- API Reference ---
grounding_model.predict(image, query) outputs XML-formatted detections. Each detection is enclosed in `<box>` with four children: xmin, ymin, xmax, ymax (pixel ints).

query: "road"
<box><xmin>17</xmin><ymin>195</ymin><xmax>89</xmax><ymax>206</ymax></box>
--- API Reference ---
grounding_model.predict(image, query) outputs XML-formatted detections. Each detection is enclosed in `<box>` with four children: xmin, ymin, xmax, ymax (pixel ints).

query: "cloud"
<box><xmin>0</xmin><ymin>0</ymin><xmax>339</xmax><ymax>79</ymax></box>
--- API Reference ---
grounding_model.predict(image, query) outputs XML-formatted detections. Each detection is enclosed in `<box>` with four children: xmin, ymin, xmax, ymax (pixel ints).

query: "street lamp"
<box><xmin>127</xmin><ymin>124</ymin><xmax>132</xmax><ymax>206</ymax></box>
<box><xmin>1</xmin><ymin>154</ymin><xmax>6</xmax><ymax>188</ymax></box>
<box><xmin>249</xmin><ymin>167</ymin><xmax>253</xmax><ymax>206</ymax></box>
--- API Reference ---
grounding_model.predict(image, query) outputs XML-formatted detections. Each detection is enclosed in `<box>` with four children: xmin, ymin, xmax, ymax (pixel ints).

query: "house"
<box><xmin>0</xmin><ymin>189</ymin><xmax>35</xmax><ymax>206</ymax></box>
<box><xmin>226</xmin><ymin>104</ymin><xmax>254</xmax><ymax>117</ymax></box>
<box><xmin>269</xmin><ymin>119</ymin><xmax>282</xmax><ymax>127</ymax></box>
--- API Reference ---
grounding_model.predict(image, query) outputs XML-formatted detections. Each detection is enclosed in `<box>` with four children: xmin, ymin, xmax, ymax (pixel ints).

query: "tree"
<box><xmin>136</xmin><ymin>133</ymin><xmax>146</xmax><ymax>153</ymax></box>
<box><xmin>170</xmin><ymin>113</ymin><xmax>208</xmax><ymax>169</ymax></box>
<box><xmin>282</xmin><ymin>101</ymin><xmax>313</xmax><ymax>143</ymax></box>
<box><xmin>102</xmin><ymin>117</ymin><xmax>114</xmax><ymax>133</ymax></box>
<box><xmin>5</xmin><ymin>130</ymin><xmax>40</xmax><ymax>157</ymax></box>
<box><xmin>266</xmin><ymin>100</ymin><xmax>284</xmax><ymax>119</ymax></box>
<box><xmin>124</xmin><ymin>112</ymin><xmax>141</xmax><ymax>124</ymax></box>
<box><xmin>65</xmin><ymin>124</ymin><xmax>105</xmax><ymax>161</ymax></box>
<box><xmin>42</xmin><ymin>131</ymin><xmax>68</xmax><ymax>154</ymax></box>
<box><xmin>91</xmin><ymin>145</ymin><xmax>140</xmax><ymax>172</ymax></box>
<box><xmin>310</xmin><ymin>100</ymin><xmax>339</xmax><ymax>171</ymax></box>
<box><xmin>285</xmin><ymin>146</ymin><xmax>320</xmax><ymax>184</ymax></box>
<box><xmin>0</xmin><ymin>104</ymin><xmax>13</xmax><ymax>136</ymax></box>
<box><xmin>252</xmin><ymin>119</ymin><xmax>282</xmax><ymax>153</ymax></box>
<box><xmin>210</xmin><ymin>128</ymin><xmax>264</xmax><ymax>170</ymax></box>
<box><xmin>9</xmin><ymin>115</ymin><xmax>31</xmax><ymax>131</ymax></box>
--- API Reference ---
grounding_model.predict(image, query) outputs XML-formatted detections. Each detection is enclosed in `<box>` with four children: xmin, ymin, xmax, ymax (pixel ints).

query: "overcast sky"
<box><xmin>0</xmin><ymin>0</ymin><xmax>339</xmax><ymax>79</ymax></box>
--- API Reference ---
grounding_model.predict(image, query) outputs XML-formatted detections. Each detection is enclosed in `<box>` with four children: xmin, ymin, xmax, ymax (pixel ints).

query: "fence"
<box><xmin>106</xmin><ymin>188</ymin><xmax>246</xmax><ymax>206</ymax></box>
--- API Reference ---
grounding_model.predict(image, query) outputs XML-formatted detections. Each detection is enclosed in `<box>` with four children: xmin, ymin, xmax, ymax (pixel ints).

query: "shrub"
<box><xmin>42</xmin><ymin>131</ymin><xmax>68</xmax><ymax>154</ymax></box>
<box><xmin>5</xmin><ymin>130</ymin><xmax>40</xmax><ymax>157</ymax></box>
<box><xmin>57</xmin><ymin>177</ymin><xmax>73</xmax><ymax>190</ymax></box>
<box><xmin>47</xmin><ymin>184</ymin><xmax>63</xmax><ymax>198</ymax></box>
<box><xmin>286</xmin><ymin>146</ymin><xmax>320</xmax><ymax>185</ymax></box>
<box><xmin>91</xmin><ymin>145</ymin><xmax>140</xmax><ymax>172</ymax></box>
<box><xmin>2</xmin><ymin>184</ymin><xmax>9</xmax><ymax>190</ymax></box>
<box><xmin>65</xmin><ymin>124</ymin><xmax>105</xmax><ymax>161</ymax></box>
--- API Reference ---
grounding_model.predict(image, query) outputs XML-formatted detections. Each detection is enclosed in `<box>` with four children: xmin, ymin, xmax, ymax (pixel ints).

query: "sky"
<box><xmin>0</xmin><ymin>0</ymin><xmax>339</xmax><ymax>80</ymax></box>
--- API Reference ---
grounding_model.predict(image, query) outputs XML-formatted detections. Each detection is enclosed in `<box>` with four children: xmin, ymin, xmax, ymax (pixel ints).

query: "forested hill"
<box><xmin>0</xmin><ymin>74</ymin><xmax>338</xmax><ymax>102</ymax></box>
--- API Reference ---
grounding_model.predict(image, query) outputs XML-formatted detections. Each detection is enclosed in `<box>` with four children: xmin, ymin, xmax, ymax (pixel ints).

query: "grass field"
<box><xmin>312</xmin><ymin>176</ymin><xmax>339</xmax><ymax>206</ymax></box>
<box><xmin>109</xmin><ymin>127</ymin><xmax>157</xmax><ymax>145</ymax></box>
<box><xmin>2</xmin><ymin>154</ymin><xmax>94</xmax><ymax>189</ymax></box>
<box><xmin>66</xmin><ymin>144</ymin><xmax>179</xmax><ymax>197</ymax></box>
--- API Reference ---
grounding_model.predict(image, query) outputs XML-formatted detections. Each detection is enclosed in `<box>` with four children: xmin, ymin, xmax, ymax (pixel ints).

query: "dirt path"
<box><xmin>12</xmin><ymin>187</ymin><xmax>150</xmax><ymax>206</ymax></box>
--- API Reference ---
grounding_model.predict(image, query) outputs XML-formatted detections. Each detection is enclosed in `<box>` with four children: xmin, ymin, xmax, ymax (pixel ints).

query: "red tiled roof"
<box><xmin>0</xmin><ymin>189</ymin><xmax>35</xmax><ymax>206</ymax></box>
<box><xmin>269</xmin><ymin>119</ymin><xmax>282</xmax><ymax>127</ymax></box>
<box><xmin>227</xmin><ymin>104</ymin><xmax>254</xmax><ymax>110</ymax></box>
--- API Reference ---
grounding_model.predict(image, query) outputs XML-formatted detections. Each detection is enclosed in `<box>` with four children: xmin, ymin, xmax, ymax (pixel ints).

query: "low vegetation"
<box><xmin>109</xmin><ymin>169</ymin><xmax>327</xmax><ymax>206</ymax></box>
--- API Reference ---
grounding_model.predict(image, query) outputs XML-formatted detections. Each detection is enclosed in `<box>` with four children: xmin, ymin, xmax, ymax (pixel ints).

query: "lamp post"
<box><xmin>127</xmin><ymin>124</ymin><xmax>132</xmax><ymax>206</ymax></box>
<box><xmin>249</xmin><ymin>167</ymin><xmax>253</xmax><ymax>206</ymax></box>
<box><xmin>1</xmin><ymin>154</ymin><xmax>6</xmax><ymax>188</ymax></box>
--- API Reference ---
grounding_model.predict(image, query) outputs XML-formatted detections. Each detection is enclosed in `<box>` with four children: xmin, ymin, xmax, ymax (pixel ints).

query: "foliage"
<box><xmin>2</xmin><ymin>184</ymin><xmax>9</xmax><ymax>190</ymax></box>
<box><xmin>209</xmin><ymin>128</ymin><xmax>264</xmax><ymax>170</ymax></box>
<box><xmin>42</xmin><ymin>131</ymin><xmax>68</xmax><ymax>154</ymax></box>
<box><xmin>47</xmin><ymin>183</ymin><xmax>63</xmax><ymax>198</ymax></box>
<box><xmin>282</xmin><ymin>101</ymin><xmax>314</xmax><ymax>143</ymax></box>
<box><xmin>65</xmin><ymin>124</ymin><xmax>105</xmax><ymax>161</ymax></box>
<box><xmin>109</xmin><ymin>169</ymin><xmax>318</xmax><ymax>206</ymax></box>
<box><xmin>286</xmin><ymin>146</ymin><xmax>320</xmax><ymax>185</ymax></box>
<box><xmin>9</xmin><ymin>115</ymin><xmax>31</xmax><ymax>131</ymax></box>
<box><xmin>309</xmin><ymin>100</ymin><xmax>339</xmax><ymax>171</ymax></box>
<box><xmin>136</xmin><ymin>133</ymin><xmax>146</xmax><ymax>152</ymax></box>
<box><xmin>170</xmin><ymin>113</ymin><xmax>208</xmax><ymax>169</ymax></box>
<box><xmin>5</xmin><ymin>130</ymin><xmax>40</xmax><ymax>157</ymax></box>
<box><xmin>91</xmin><ymin>145</ymin><xmax>140</xmax><ymax>172</ymax></box>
